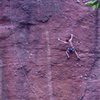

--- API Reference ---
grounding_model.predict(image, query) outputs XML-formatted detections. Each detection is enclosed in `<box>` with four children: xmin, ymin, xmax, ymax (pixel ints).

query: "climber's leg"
<box><xmin>66</xmin><ymin>51</ymin><xmax>70</xmax><ymax>59</ymax></box>
<box><xmin>75</xmin><ymin>50</ymin><xmax>80</xmax><ymax>61</ymax></box>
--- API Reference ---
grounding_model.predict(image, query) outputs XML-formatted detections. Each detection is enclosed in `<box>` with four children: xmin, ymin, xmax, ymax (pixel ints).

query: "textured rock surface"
<box><xmin>0</xmin><ymin>0</ymin><xmax>100</xmax><ymax>100</ymax></box>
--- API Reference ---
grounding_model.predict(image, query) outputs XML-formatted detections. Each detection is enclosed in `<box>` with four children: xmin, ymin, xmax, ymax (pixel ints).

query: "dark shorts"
<box><xmin>67</xmin><ymin>47</ymin><xmax>75</xmax><ymax>53</ymax></box>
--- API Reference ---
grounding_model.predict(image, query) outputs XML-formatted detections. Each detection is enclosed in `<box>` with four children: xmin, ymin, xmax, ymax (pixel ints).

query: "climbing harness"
<box><xmin>67</xmin><ymin>47</ymin><xmax>76</xmax><ymax>53</ymax></box>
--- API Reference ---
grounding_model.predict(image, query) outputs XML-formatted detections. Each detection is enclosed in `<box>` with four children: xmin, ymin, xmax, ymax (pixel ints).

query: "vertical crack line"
<box><xmin>94</xmin><ymin>10</ymin><xmax>99</xmax><ymax>55</ymax></box>
<box><xmin>1</xmin><ymin>56</ymin><xmax>9</xmax><ymax>100</ymax></box>
<box><xmin>0</xmin><ymin>59</ymin><xmax>3</xmax><ymax>100</ymax></box>
<box><xmin>45</xmin><ymin>31</ymin><xmax>54</xmax><ymax>100</ymax></box>
<box><xmin>94</xmin><ymin>9</ymin><xmax>99</xmax><ymax>58</ymax></box>
<box><xmin>91</xmin><ymin>10</ymin><xmax>99</xmax><ymax>70</ymax></box>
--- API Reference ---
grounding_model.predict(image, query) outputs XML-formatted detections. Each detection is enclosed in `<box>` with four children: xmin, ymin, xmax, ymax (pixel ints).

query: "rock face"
<box><xmin>0</xmin><ymin>0</ymin><xmax>100</xmax><ymax>100</ymax></box>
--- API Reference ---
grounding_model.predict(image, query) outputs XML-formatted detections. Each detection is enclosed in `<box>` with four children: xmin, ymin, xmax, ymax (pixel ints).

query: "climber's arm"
<box><xmin>58</xmin><ymin>38</ymin><xmax>68</xmax><ymax>44</ymax></box>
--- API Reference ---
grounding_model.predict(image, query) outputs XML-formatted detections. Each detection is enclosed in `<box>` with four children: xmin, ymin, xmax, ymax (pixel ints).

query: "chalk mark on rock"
<box><xmin>45</xmin><ymin>31</ymin><xmax>54</xmax><ymax>100</ymax></box>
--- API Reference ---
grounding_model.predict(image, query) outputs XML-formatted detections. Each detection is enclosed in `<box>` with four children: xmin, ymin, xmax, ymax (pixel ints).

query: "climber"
<box><xmin>58</xmin><ymin>34</ymin><xmax>80</xmax><ymax>61</ymax></box>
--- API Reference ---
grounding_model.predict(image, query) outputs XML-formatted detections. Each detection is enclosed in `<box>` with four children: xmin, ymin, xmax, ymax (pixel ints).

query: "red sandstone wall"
<box><xmin>0</xmin><ymin>0</ymin><xmax>100</xmax><ymax>100</ymax></box>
